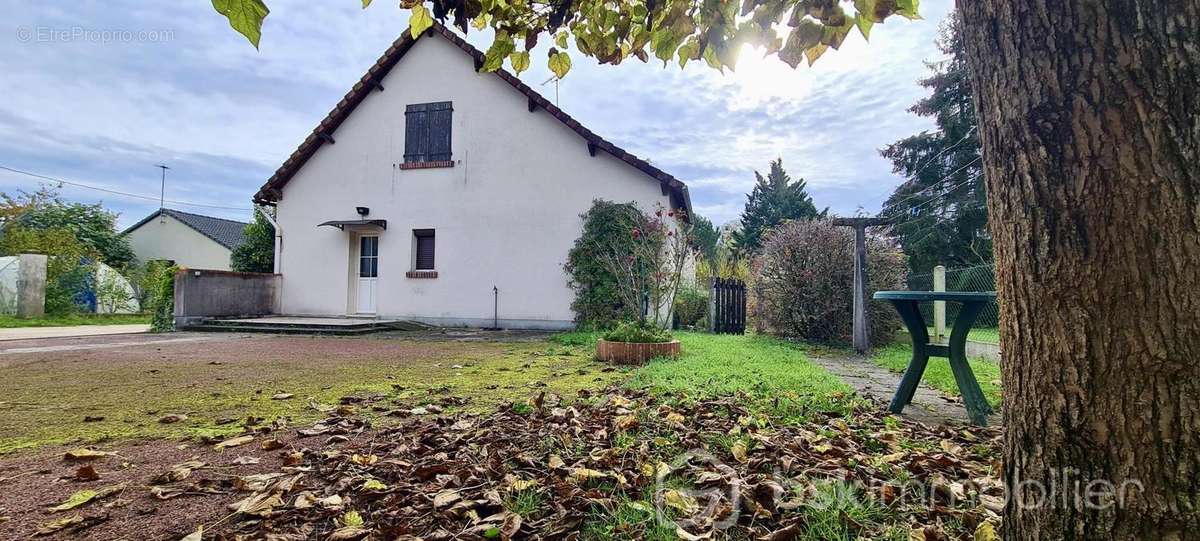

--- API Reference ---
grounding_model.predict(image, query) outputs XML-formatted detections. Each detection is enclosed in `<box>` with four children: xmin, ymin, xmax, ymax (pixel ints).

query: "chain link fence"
<box><xmin>906</xmin><ymin>263</ymin><xmax>999</xmax><ymax>344</ymax></box>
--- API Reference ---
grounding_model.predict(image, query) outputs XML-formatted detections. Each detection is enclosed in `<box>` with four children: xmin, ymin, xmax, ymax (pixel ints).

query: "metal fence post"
<box><xmin>933</xmin><ymin>264</ymin><xmax>946</xmax><ymax>342</ymax></box>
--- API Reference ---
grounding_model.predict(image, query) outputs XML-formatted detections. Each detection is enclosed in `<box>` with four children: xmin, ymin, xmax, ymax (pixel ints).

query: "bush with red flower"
<box><xmin>565</xmin><ymin>200</ymin><xmax>695</xmax><ymax>330</ymax></box>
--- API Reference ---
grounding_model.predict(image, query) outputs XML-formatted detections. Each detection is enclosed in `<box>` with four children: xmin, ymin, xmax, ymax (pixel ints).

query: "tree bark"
<box><xmin>956</xmin><ymin>1</ymin><xmax>1200</xmax><ymax>539</ymax></box>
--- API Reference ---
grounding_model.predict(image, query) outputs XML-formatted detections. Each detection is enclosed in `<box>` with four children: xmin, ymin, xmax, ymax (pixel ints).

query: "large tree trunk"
<box><xmin>956</xmin><ymin>1</ymin><xmax>1200</xmax><ymax>539</ymax></box>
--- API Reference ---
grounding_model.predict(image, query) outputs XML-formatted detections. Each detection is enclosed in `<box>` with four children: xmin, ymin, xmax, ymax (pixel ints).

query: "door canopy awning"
<box><xmin>318</xmin><ymin>219</ymin><xmax>387</xmax><ymax>230</ymax></box>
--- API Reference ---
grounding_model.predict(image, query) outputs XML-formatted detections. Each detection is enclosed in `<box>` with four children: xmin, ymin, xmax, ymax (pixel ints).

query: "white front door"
<box><xmin>356</xmin><ymin>235</ymin><xmax>379</xmax><ymax>314</ymax></box>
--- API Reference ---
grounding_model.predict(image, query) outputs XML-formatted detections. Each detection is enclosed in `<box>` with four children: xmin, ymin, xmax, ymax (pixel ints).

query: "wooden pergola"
<box><xmin>831</xmin><ymin>217</ymin><xmax>892</xmax><ymax>353</ymax></box>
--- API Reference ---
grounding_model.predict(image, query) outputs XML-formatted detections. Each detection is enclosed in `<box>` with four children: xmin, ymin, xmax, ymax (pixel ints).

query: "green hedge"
<box><xmin>149</xmin><ymin>265</ymin><xmax>178</xmax><ymax>332</ymax></box>
<box><xmin>673</xmin><ymin>287</ymin><xmax>708</xmax><ymax>329</ymax></box>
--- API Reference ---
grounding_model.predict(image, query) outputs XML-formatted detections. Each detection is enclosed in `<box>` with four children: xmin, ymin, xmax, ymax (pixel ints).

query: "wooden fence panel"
<box><xmin>709</xmin><ymin>278</ymin><xmax>746</xmax><ymax>334</ymax></box>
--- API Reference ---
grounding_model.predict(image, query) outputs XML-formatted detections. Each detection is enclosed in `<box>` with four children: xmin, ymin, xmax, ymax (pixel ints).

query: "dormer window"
<box><xmin>404</xmin><ymin>101</ymin><xmax>453</xmax><ymax>165</ymax></box>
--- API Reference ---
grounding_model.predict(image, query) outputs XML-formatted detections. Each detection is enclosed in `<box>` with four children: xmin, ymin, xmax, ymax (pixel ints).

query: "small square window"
<box><xmin>413</xmin><ymin>229</ymin><xmax>435</xmax><ymax>271</ymax></box>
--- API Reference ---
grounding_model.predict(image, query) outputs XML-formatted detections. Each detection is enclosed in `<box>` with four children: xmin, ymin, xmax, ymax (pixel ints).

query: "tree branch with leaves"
<box><xmin>211</xmin><ymin>0</ymin><xmax>920</xmax><ymax>76</ymax></box>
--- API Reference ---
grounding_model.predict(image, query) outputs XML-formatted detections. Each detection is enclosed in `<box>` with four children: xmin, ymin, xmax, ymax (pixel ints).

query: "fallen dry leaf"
<box><xmin>63</xmin><ymin>448</ymin><xmax>109</xmax><ymax>461</ymax></box>
<box><xmin>675</xmin><ymin>525</ymin><xmax>711</xmax><ymax>540</ymax></box>
<box><xmin>159</xmin><ymin>413</ymin><xmax>188</xmax><ymax>424</ymax></box>
<box><xmin>230</xmin><ymin>491</ymin><xmax>283</xmax><ymax>517</ymax></box>
<box><xmin>214</xmin><ymin>435</ymin><xmax>254</xmax><ymax>449</ymax></box>
<box><xmin>48</xmin><ymin>490</ymin><xmax>98</xmax><ymax>512</ymax></box>
<box><xmin>36</xmin><ymin>514</ymin><xmax>84</xmax><ymax>536</ymax></box>
<box><xmin>731</xmin><ymin>440</ymin><xmax>749</xmax><ymax>463</ymax></box>
<box><xmin>74</xmin><ymin>465</ymin><xmax>100</xmax><ymax>481</ymax></box>
<box><xmin>432</xmin><ymin>490</ymin><xmax>460</xmax><ymax>509</ymax></box>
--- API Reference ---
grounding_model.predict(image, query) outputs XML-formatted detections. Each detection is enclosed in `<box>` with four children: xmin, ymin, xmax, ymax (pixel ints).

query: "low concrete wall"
<box><xmin>174</xmin><ymin>268</ymin><xmax>280</xmax><ymax>328</ymax></box>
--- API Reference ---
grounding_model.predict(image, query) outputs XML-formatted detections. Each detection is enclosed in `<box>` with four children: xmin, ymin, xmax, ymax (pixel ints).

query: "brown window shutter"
<box><xmin>405</xmin><ymin>102</ymin><xmax>452</xmax><ymax>164</ymax></box>
<box><xmin>414</xmin><ymin>229</ymin><xmax>435</xmax><ymax>270</ymax></box>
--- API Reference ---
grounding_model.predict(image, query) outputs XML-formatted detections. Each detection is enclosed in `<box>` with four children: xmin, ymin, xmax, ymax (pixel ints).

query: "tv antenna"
<box><xmin>540</xmin><ymin>76</ymin><xmax>560</xmax><ymax>107</ymax></box>
<box><xmin>155</xmin><ymin>164</ymin><xmax>170</xmax><ymax>220</ymax></box>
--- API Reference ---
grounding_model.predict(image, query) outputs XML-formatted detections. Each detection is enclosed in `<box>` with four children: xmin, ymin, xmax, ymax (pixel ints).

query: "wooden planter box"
<box><xmin>596</xmin><ymin>339</ymin><xmax>681</xmax><ymax>365</ymax></box>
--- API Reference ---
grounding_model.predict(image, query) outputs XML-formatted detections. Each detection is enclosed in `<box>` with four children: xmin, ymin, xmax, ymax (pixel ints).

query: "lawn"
<box><xmin>872</xmin><ymin>343</ymin><xmax>1003</xmax><ymax>407</ymax></box>
<box><xmin>0</xmin><ymin>312</ymin><xmax>150</xmax><ymax>328</ymax></box>
<box><xmin>631</xmin><ymin>332</ymin><xmax>862</xmax><ymax>420</ymax></box>
<box><xmin>0</xmin><ymin>331</ymin><xmax>1000</xmax><ymax>541</ymax></box>
<box><xmin>0</xmin><ymin>335</ymin><xmax>620</xmax><ymax>454</ymax></box>
<box><xmin>557</xmin><ymin>331</ymin><xmax>858</xmax><ymax>409</ymax></box>
<box><xmin>924</xmin><ymin>325</ymin><xmax>1001</xmax><ymax>345</ymax></box>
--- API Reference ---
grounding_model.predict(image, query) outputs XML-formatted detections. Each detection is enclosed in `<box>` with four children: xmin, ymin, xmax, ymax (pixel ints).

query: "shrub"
<box><xmin>95</xmin><ymin>267</ymin><xmax>137</xmax><ymax>313</ymax></box>
<box><xmin>231</xmin><ymin>211</ymin><xmax>275</xmax><ymax>273</ymax></box>
<box><xmin>148</xmin><ymin>264</ymin><xmax>179</xmax><ymax>332</ymax></box>
<box><xmin>129</xmin><ymin>259</ymin><xmax>173</xmax><ymax>311</ymax></box>
<box><xmin>565</xmin><ymin>201</ymin><xmax>645</xmax><ymax>328</ymax></box>
<box><xmin>753</xmin><ymin>219</ymin><xmax>906</xmax><ymax>346</ymax></box>
<box><xmin>673</xmin><ymin>287</ymin><xmax>708</xmax><ymax>329</ymax></box>
<box><xmin>0</xmin><ymin>225</ymin><xmax>98</xmax><ymax>315</ymax></box>
<box><xmin>602</xmin><ymin>321</ymin><xmax>673</xmax><ymax>344</ymax></box>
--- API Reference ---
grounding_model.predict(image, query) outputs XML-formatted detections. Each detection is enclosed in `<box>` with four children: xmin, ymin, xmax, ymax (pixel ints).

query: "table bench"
<box><xmin>873</xmin><ymin>291</ymin><xmax>996</xmax><ymax>425</ymax></box>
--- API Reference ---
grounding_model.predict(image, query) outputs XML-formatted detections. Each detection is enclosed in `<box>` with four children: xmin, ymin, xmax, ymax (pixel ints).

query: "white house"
<box><xmin>122</xmin><ymin>208</ymin><xmax>248</xmax><ymax>271</ymax></box>
<box><xmin>253</xmin><ymin>22</ymin><xmax>691</xmax><ymax>330</ymax></box>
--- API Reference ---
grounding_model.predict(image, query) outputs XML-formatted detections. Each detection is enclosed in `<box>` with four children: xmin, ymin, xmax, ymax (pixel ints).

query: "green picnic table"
<box><xmin>873</xmin><ymin>291</ymin><xmax>996</xmax><ymax>425</ymax></box>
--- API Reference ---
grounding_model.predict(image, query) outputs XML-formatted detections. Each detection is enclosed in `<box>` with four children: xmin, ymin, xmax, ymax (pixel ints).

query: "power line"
<box><xmin>885</xmin><ymin>155</ymin><xmax>981</xmax><ymax>212</ymax></box>
<box><xmin>0</xmin><ymin>164</ymin><xmax>252</xmax><ymax>212</ymax></box>
<box><xmin>907</xmin><ymin>126</ymin><xmax>976</xmax><ymax>179</ymax></box>
<box><xmin>905</xmin><ymin>171</ymin><xmax>983</xmax><ymax>214</ymax></box>
<box><xmin>884</xmin><ymin>127</ymin><xmax>979</xmax><ymax>209</ymax></box>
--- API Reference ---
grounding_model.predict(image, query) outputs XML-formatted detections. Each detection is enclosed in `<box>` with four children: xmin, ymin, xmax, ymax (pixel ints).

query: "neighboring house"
<box><xmin>122</xmin><ymin>208</ymin><xmax>248</xmax><ymax>271</ymax></box>
<box><xmin>253</xmin><ymin>22</ymin><xmax>691</xmax><ymax>330</ymax></box>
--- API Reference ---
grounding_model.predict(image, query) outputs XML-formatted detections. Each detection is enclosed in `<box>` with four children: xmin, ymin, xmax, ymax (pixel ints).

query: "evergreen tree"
<box><xmin>230</xmin><ymin>210</ymin><xmax>275</xmax><ymax>273</ymax></box>
<box><xmin>690</xmin><ymin>214</ymin><xmax>719</xmax><ymax>266</ymax></box>
<box><xmin>732</xmin><ymin>158</ymin><xmax>824</xmax><ymax>254</ymax></box>
<box><xmin>880</xmin><ymin>14</ymin><xmax>988</xmax><ymax>273</ymax></box>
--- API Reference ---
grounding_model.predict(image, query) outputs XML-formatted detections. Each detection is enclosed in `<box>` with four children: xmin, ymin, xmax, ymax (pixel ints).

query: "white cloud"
<box><xmin>0</xmin><ymin>0</ymin><xmax>951</xmax><ymax>228</ymax></box>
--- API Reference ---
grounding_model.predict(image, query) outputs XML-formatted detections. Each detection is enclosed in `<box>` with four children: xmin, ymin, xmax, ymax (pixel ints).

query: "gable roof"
<box><xmin>123</xmin><ymin>208</ymin><xmax>249</xmax><ymax>251</ymax></box>
<box><xmin>253</xmin><ymin>21</ymin><xmax>691</xmax><ymax>215</ymax></box>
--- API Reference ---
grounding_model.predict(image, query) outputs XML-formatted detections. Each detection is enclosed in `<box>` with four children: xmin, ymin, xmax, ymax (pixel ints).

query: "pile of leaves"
<box><xmin>46</xmin><ymin>389</ymin><xmax>1003</xmax><ymax>540</ymax></box>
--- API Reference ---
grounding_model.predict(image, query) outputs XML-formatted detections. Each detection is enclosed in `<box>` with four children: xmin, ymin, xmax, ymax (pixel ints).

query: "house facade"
<box><xmin>123</xmin><ymin>208</ymin><xmax>248</xmax><ymax>271</ymax></box>
<box><xmin>254</xmin><ymin>23</ymin><xmax>690</xmax><ymax>330</ymax></box>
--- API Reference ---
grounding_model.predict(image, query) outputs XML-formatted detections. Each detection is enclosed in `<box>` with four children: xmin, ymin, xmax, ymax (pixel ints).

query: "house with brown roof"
<box><xmin>254</xmin><ymin>22</ymin><xmax>690</xmax><ymax>329</ymax></box>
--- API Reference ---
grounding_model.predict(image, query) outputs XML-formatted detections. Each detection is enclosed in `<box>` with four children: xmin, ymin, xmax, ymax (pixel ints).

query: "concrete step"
<box><xmin>184</xmin><ymin>324</ymin><xmax>389</xmax><ymax>336</ymax></box>
<box><xmin>185</xmin><ymin>318</ymin><xmax>431</xmax><ymax>336</ymax></box>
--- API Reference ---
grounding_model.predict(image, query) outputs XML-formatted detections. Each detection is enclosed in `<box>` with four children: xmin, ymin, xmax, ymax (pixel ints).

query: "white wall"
<box><xmin>275</xmin><ymin>34</ymin><xmax>678</xmax><ymax>329</ymax></box>
<box><xmin>125</xmin><ymin>215</ymin><xmax>234</xmax><ymax>271</ymax></box>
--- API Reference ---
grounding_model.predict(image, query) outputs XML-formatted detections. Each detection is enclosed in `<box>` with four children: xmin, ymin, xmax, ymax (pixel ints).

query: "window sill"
<box><xmin>406</xmin><ymin>270</ymin><xmax>438</xmax><ymax>279</ymax></box>
<box><xmin>399</xmin><ymin>161</ymin><xmax>454</xmax><ymax>170</ymax></box>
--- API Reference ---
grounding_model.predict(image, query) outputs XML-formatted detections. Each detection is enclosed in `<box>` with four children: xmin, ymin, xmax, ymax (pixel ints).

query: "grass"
<box><xmin>923</xmin><ymin>326</ymin><xmax>1001</xmax><ymax>345</ymax></box>
<box><xmin>3</xmin><ymin>328</ymin><xmax>948</xmax><ymax>539</ymax></box>
<box><xmin>556</xmin><ymin>330</ymin><xmax>863</xmax><ymax>422</ymax></box>
<box><xmin>789</xmin><ymin>480</ymin><xmax>908</xmax><ymax>541</ymax></box>
<box><xmin>630</xmin><ymin>332</ymin><xmax>862</xmax><ymax>420</ymax></box>
<box><xmin>0</xmin><ymin>339</ymin><xmax>622</xmax><ymax>454</ymax></box>
<box><xmin>872</xmin><ymin>344</ymin><xmax>1003</xmax><ymax>407</ymax></box>
<box><xmin>0</xmin><ymin>313</ymin><xmax>150</xmax><ymax>328</ymax></box>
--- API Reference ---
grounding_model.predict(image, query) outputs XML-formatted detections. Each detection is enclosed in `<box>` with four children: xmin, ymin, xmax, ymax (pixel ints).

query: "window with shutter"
<box><xmin>404</xmin><ymin>102</ymin><xmax>452</xmax><ymax>164</ymax></box>
<box><xmin>413</xmin><ymin>229</ymin><xmax>435</xmax><ymax>270</ymax></box>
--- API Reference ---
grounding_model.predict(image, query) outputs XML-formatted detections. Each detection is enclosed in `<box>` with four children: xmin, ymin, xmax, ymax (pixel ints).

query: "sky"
<box><xmin>0</xmin><ymin>1</ymin><xmax>951</xmax><ymax>229</ymax></box>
